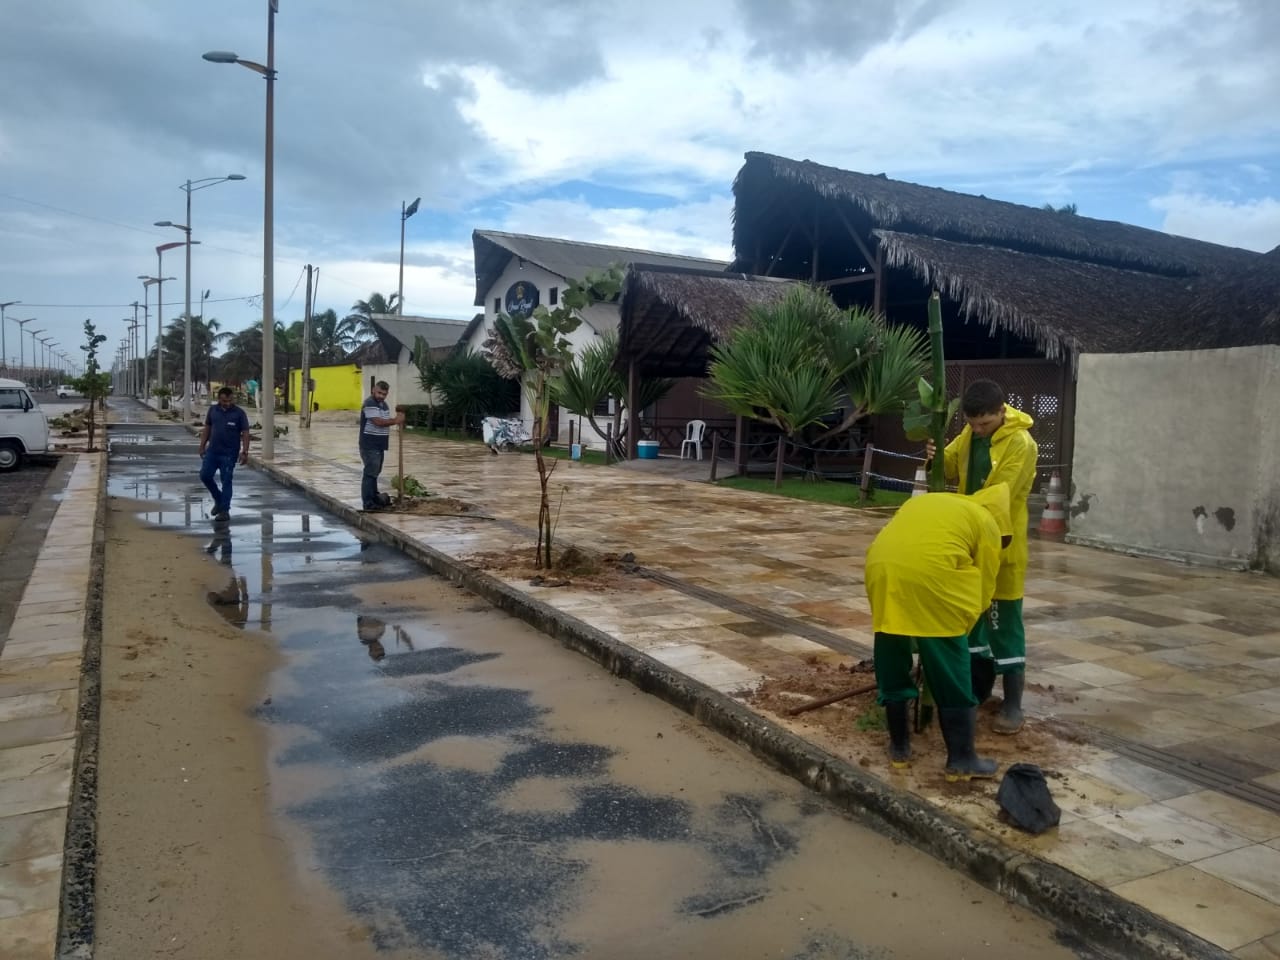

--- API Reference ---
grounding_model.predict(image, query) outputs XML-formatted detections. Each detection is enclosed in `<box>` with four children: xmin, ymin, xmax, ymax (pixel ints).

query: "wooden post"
<box><xmin>568</xmin><ymin>420</ymin><xmax>575</xmax><ymax>450</ymax></box>
<box><xmin>626</xmin><ymin>359</ymin><xmax>639</xmax><ymax>460</ymax></box>
<box><xmin>709</xmin><ymin>430</ymin><xmax>720</xmax><ymax>482</ymax></box>
<box><xmin>859</xmin><ymin>443</ymin><xmax>875</xmax><ymax>503</ymax></box>
<box><xmin>734</xmin><ymin>415</ymin><xmax>746</xmax><ymax>476</ymax></box>
<box><xmin>605</xmin><ymin>423</ymin><xmax>613</xmax><ymax>465</ymax></box>
<box><xmin>873</xmin><ymin>243</ymin><xmax>885</xmax><ymax>315</ymax></box>
<box><xmin>774</xmin><ymin>435</ymin><xmax>785</xmax><ymax>488</ymax></box>
<box><xmin>395</xmin><ymin>405</ymin><xmax>406</xmax><ymax>507</ymax></box>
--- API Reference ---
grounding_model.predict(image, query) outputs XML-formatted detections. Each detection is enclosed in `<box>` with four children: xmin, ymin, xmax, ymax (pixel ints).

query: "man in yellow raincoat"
<box><xmin>865</xmin><ymin>484</ymin><xmax>1013</xmax><ymax>781</ymax></box>
<box><xmin>930</xmin><ymin>379</ymin><xmax>1038</xmax><ymax>735</ymax></box>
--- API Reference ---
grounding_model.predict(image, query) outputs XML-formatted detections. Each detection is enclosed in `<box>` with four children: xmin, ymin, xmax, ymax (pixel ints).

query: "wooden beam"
<box><xmin>626</xmin><ymin>359</ymin><xmax>639</xmax><ymax>460</ymax></box>
<box><xmin>820</xmin><ymin>273</ymin><xmax>877</xmax><ymax>289</ymax></box>
<box><xmin>835</xmin><ymin>206</ymin><xmax>878</xmax><ymax>273</ymax></box>
<box><xmin>810</xmin><ymin>208</ymin><xmax>820</xmax><ymax>282</ymax></box>
<box><xmin>734</xmin><ymin>415</ymin><xmax>746</xmax><ymax>476</ymax></box>
<box><xmin>763</xmin><ymin>223</ymin><xmax>797</xmax><ymax>278</ymax></box>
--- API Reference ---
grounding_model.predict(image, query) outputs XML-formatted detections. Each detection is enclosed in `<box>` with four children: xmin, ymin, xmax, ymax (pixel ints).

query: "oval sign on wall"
<box><xmin>504</xmin><ymin>281</ymin><xmax>540</xmax><ymax>317</ymax></box>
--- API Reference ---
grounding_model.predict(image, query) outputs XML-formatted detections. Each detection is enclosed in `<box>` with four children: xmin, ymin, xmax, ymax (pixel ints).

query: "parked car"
<box><xmin>0</xmin><ymin>378</ymin><xmax>52</xmax><ymax>471</ymax></box>
<box><xmin>57</xmin><ymin>384</ymin><xmax>76</xmax><ymax>399</ymax></box>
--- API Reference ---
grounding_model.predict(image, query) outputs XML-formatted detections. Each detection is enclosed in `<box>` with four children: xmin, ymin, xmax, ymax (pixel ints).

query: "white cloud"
<box><xmin>3</xmin><ymin>0</ymin><xmax>1279</xmax><ymax>354</ymax></box>
<box><xmin>1151</xmin><ymin>191</ymin><xmax>1280</xmax><ymax>253</ymax></box>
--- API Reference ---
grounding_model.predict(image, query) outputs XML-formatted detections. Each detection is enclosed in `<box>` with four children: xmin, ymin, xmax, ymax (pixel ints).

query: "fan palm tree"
<box><xmin>701</xmin><ymin>285</ymin><xmax>928</xmax><ymax>486</ymax></box>
<box><xmin>552</xmin><ymin>330</ymin><xmax>674</xmax><ymax>457</ymax></box>
<box><xmin>339</xmin><ymin>292</ymin><xmax>400</xmax><ymax>345</ymax></box>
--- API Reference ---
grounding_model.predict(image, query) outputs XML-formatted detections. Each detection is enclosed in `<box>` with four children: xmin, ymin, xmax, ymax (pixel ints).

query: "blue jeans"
<box><xmin>201</xmin><ymin>451</ymin><xmax>237</xmax><ymax>512</ymax></box>
<box><xmin>360</xmin><ymin>446</ymin><xmax>384</xmax><ymax>507</ymax></box>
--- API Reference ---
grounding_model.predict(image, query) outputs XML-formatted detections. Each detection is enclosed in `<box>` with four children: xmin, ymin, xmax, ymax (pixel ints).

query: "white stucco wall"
<box><xmin>1067</xmin><ymin>345</ymin><xmax>1280</xmax><ymax>572</ymax></box>
<box><xmin>468</xmin><ymin>258</ymin><xmax>625</xmax><ymax>445</ymax></box>
<box><xmin>362</xmin><ymin>358</ymin><xmax>435</xmax><ymax>408</ymax></box>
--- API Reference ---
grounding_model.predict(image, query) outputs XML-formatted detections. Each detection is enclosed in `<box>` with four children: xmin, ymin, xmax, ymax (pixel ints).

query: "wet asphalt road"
<box><xmin>104</xmin><ymin>421</ymin><xmax>1091</xmax><ymax>960</ymax></box>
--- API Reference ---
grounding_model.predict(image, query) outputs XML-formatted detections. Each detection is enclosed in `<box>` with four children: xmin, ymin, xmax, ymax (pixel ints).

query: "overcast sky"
<box><xmin>1</xmin><ymin>0</ymin><xmax>1277</xmax><ymax>370</ymax></box>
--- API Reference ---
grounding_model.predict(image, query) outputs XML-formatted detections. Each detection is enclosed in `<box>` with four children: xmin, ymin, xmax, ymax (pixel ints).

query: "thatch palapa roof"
<box><xmin>472</xmin><ymin>230</ymin><xmax>728</xmax><ymax>307</ymax></box>
<box><xmin>1167</xmin><ymin>245</ymin><xmax>1280</xmax><ymax>351</ymax></box>
<box><xmin>875</xmin><ymin>231</ymin><xmax>1206</xmax><ymax>358</ymax></box>
<box><xmin>734</xmin><ymin>152</ymin><xmax>1259</xmax><ymax>278</ymax></box>
<box><xmin>617</xmin><ymin>264</ymin><xmax>796</xmax><ymax>378</ymax></box>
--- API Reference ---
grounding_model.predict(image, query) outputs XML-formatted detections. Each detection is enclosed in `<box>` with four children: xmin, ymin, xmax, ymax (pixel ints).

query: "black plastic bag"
<box><xmin>997</xmin><ymin>763</ymin><xmax>1061</xmax><ymax>834</ymax></box>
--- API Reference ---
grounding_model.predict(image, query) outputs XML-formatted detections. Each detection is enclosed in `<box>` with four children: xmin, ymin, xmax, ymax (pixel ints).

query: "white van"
<box><xmin>0</xmin><ymin>378</ymin><xmax>52</xmax><ymax>471</ymax></box>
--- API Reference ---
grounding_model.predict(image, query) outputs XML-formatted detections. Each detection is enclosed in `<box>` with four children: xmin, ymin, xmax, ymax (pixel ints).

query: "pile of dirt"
<box><xmin>392</xmin><ymin>496</ymin><xmax>476</xmax><ymax>516</ymax></box>
<box><xmin>464</xmin><ymin>546</ymin><xmax>646</xmax><ymax>593</ymax></box>
<box><xmin>740</xmin><ymin>659</ymin><xmax>1081</xmax><ymax>795</ymax></box>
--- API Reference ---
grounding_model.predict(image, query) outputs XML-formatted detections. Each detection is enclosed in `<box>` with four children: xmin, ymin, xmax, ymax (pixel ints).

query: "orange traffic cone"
<box><xmin>1037</xmin><ymin>471</ymin><xmax>1068</xmax><ymax>539</ymax></box>
<box><xmin>911</xmin><ymin>466</ymin><xmax>928</xmax><ymax>497</ymax></box>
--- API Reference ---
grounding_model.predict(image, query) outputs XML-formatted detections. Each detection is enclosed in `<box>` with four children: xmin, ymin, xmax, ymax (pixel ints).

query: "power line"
<box><xmin>13</xmin><ymin>295</ymin><xmax>260</xmax><ymax>309</ymax></box>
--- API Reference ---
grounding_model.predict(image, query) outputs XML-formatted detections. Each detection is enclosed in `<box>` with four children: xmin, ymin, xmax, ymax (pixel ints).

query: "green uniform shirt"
<box><xmin>966</xmin><ymin>436</ymin><xmax>992</xmax><ymax>494</ymax></box>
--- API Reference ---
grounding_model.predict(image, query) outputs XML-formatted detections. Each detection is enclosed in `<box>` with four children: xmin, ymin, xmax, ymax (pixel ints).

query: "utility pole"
<box><xmin>300</xmin><ymin>264</ymin><xmax>313</xmax><ymax>428</ymax></box>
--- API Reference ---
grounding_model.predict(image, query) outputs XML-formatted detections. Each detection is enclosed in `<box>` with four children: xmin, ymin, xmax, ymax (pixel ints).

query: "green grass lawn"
<box><xmin>714</xmin><ymin>475</ymin><xmax>910</xmax><ymax>508</ymax></box>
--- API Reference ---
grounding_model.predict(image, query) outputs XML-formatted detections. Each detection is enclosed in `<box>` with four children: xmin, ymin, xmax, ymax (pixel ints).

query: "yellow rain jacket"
<box><xmin>865</xmin><ymin>485</ymin><xmax>1013</xmax><ymax>638</ymax></box>
<box><xmin>943</xmin><ymin>404</ymin><xmax>1038</xmax><ymax>599</ymax></box>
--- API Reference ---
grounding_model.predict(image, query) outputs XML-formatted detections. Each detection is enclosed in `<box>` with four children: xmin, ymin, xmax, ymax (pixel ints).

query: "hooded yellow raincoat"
<box><xmin>865</xmin><ymin>485</ymin><xmax>1013</xmax><ymax>638</ymax></box>
<box><xmin>942</xmin><ymin>405</ymin><xmax>1038</xmax><ymax>599</ymax></box>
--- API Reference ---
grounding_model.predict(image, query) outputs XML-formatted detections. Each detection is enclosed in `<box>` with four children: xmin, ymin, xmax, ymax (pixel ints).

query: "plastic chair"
<box><xmin>681</xmin><ymin>419</ymin><xmax>706</xmax><ymax>461</ymax></box>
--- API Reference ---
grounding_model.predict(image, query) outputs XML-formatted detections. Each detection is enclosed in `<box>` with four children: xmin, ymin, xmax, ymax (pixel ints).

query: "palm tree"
<box><xmin>701</xmin><ymin>285</ymin><xmax>928</xmax><ymax>486</ymax></box>
<box><xmin>307</xmin><ymin>309</ymin><xmax>347</xmax><ymax>364</ymax></box>
<box><xmin>339</xmin><ymin>292</ymin><xmax>399</xmax><ymax>345</ymax></box>
<box><xmin>218</xmin><ymin>325</ymin><xmax>263</xmax><ymax>385</ymax></box>
<box><xmin>552</xmin><ymin>331</ymin><xmax>674</xmax><ymax>457</ymax></box>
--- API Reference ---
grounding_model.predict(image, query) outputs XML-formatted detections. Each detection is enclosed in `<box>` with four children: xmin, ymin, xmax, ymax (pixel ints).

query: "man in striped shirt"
<box><xmin>359</xmin><ymin>381</ymin><xmax>404</xmax><ymax>510</ymax></box>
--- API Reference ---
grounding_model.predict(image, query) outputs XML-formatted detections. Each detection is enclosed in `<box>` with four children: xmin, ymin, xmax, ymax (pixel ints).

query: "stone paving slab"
<box><xmin>0</xmin><ymin>454</ymin><xmax>101</xmax><ymax>960</ymax></box>
<box><xmin>259</xmin><ymin>425</ymin><xmax>1280</xmax><ymax>958</ymax></box>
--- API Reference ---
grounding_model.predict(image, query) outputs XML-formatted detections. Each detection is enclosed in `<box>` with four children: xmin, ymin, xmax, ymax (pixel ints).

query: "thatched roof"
<box><xmin>1163</xmin><ymin>245</ymin><xmax>1280</xmax><ymax>351</ymax></box>
<box><xmin>617</xmin><ymin>264</ymin><xmax>796</xmax><ymax>377</ymax></box>
<box><xmin>734</xmin><ymin>152</ymin><xmax>1259</xmax><ymax>278</ymax></box>
<box><xmin>473</xmin><ymin>230</ymin><xmax>728</xmax><ymax>307</ymax></box>
<box><xmin>875</xmin><ymin>231</ymin><xmax>1207</xmax><ymax>357</ymax></box>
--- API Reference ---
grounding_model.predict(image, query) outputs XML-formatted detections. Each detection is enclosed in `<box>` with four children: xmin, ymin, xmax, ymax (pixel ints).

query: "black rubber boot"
<box><xmin>884</xmin><ymin>701</ymin><xmax>911</xmax><ymax>768</ymax></box>
<box><xmin>938</xmin><ymin>707</ymin><xmax>998</xmax><ymax>782</ymax></box>
<box><xmin>970</xmin><ymin>655</ymin><xmax>996</xmax><ymax>704</ymax></box>
<box><xmin>992</xmin><ymin>671</ymin><xmax>1025</xmax><ymax>735</ymax></box>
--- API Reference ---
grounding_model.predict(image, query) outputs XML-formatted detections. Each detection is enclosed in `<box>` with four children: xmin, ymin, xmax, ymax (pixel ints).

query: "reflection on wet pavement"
<box><xmin>107</xmin><ymin>424</ymin><xmax>1085</xmax><ymax>960</ymax></box>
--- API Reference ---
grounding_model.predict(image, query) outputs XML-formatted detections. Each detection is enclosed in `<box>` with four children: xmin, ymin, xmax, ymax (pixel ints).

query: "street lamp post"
<box><xmin>0</xmin><ymin>300</ymin><xmax>18</xmax><ymax>373</ymax></box>
<box><xmin>15</xmin><ymin>318</ymin><xmax>33</xmax><ymax>377</ymax></box>
<box><xmin>139</xmin><ymin>275</ymin><xmax>174</xmax><ymax>400</ymax></box>
<box><xmin>26</xmin><ymin>329</ymin><xmax>43</xmax><ymax>384</ymax></box>
<box><xmin>205</xmin><ymin>0</ymin><xmax>277</xmax><ymax>458</ymax></box>
<box><xmin>398</xmin><ymin>197</ymin><xmax>420</xmax><ymax>315</ymax></box>
<box><xmin>157</xmin><ymin>173</ymin><xmax>243</xmax><ymax>420</ymax></box>
<box><xmin>44</xmin><ymin>341</ymin><xmax>59</xmax><ymax>390</ymax></box>
<box><xmin>155</xmin><ymin>243</ymin><xmax>187</xmax><ymax>404</ymax></box>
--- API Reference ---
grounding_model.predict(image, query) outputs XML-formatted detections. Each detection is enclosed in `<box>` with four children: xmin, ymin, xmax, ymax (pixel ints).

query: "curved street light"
<box><xmin>157</xmin><ymin>173</ymin><xmax>244</xmax><ymax>418</ymax></box>
<box><xmin>14</xmin><ymin>318</ymin><xmax>34</xmax><ymax>377</ymax></box>
<box><xmin>204</xmin><ymin>0</ymin><xmax>277</xmax><ymax>457</ymax></box>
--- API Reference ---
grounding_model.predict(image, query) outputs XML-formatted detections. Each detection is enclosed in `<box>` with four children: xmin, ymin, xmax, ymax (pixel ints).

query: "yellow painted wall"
<box><xmin>289</xmin><ymin>364</ymin><xmax>366</xmax><ymax>411</ymax></box>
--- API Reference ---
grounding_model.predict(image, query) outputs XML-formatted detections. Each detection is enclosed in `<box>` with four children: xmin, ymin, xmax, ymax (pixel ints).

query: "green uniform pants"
<box><xmin>967</xmin><ymin>598</ymin><xmax>1026</xmax><ymax>675</ymax></box>
<box><xmin>874</xmin><ymin>632</ymin><xmax>977</xmax><ymax>709</ymax></box>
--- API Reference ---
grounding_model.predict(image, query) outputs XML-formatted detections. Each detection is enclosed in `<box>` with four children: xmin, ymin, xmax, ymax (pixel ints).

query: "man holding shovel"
<box><xmin>865</xmin><ymin>484</ymin><xmax>1013</xmax><ymax>780</ymax></box>
<box><xmin>359</xmin><ymin>380</ymin><xmax>404</xmax><ymax>511</ymax></box>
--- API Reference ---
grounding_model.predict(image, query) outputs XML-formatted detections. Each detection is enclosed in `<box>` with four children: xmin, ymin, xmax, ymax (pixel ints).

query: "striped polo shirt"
<box><xmin>359</xmin><ymin>395</ymin><xmax>392</xmax><ymax>451</ymax></box>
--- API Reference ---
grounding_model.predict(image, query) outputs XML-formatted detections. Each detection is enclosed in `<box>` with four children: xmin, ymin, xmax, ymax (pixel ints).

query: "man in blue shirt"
<box><xmin>359</xmin><ymin>380</ymin><xmax>404</xmax><ymax>510</ymax></box>
<box><xmin>199</xmin><ymin>386</ymin><xmax>251</xmax><ymax>519</ymax></box>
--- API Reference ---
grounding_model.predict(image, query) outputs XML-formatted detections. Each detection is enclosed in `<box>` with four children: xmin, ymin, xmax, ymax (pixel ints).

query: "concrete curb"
<box><xmin>253</xmin><ymin>456</ymin><xmax>1228</xmax><ymax>960</ymax></box>
<box><xmin>55</xmin><ymin>454</ymin><xmax>107</xmax><ymax>960</ymax></box>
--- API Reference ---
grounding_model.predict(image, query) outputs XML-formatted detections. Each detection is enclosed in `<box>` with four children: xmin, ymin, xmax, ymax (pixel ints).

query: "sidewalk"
<box><xmin>260</xmin><ymin>423</ymin><xmax>1280</xmax><ymax>959</ymax></box>
<box><xmin>0</xmin><ymin>454</ymin><xmax>102</xmax><ymax>960</ymax></box>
